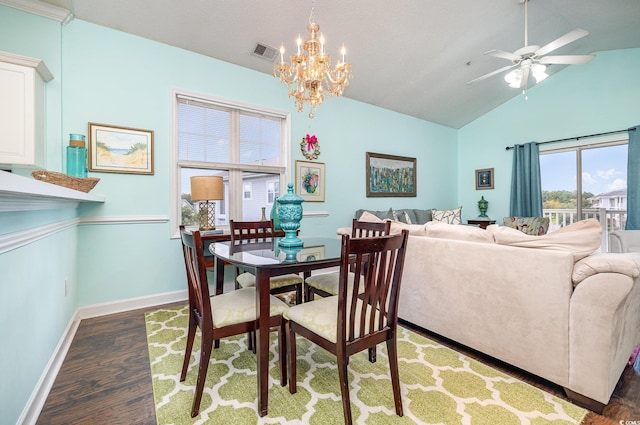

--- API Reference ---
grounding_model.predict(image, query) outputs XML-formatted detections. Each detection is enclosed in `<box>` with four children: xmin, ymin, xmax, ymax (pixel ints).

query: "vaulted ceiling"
<box><xmin>36</xmin><ymin>0</ymin><xmax>640</xmax><ymax>128</ymax></box>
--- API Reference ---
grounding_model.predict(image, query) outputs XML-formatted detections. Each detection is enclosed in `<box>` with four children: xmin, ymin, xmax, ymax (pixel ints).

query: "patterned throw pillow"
<box><xmin>430</xmin><ymin>207</ymin><xmax>462</xmax><ymax>225</ymax></box>
<box><xmin>503</xmin><ymin>217</ymin><xmax>550</xmax><ymax>235</ymax></box>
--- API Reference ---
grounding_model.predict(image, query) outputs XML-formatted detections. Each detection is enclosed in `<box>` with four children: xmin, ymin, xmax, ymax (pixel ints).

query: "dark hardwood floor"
<box><xmin>37</xmin><ymin>303</ymin><xmax>639</xmax><ymax>424</ymax></box>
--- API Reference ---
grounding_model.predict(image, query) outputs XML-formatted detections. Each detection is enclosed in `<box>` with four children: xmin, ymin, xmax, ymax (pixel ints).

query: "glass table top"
<box><xmin>209</xmin><ymin>236</ymin><xmax>342</xmax><ymax>267</ymax></box>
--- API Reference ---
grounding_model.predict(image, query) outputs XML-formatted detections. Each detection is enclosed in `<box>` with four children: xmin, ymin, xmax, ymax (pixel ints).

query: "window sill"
<box><xmin>0</xmin><ymin>171</ymin><xmax>105</xmax><ymax>212</ymax></box>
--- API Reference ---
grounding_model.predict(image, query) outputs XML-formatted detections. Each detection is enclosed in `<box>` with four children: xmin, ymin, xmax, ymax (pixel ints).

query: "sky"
<box><xmin>540</xmin><ymin>143</ymin><xmax>628</xmax><ymax>196</ymax></box>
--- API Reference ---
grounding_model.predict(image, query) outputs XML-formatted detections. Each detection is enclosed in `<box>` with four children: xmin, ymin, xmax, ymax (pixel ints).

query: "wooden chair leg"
<box><xmin>191</xmin><ymin>337</ymin><xmax>213</xmax><ymax>418</ymax></box>
<box><xmin>278</xmin><ymin>320</ymin><xmax>287</xmax><ymax>386</ymax></box>
<box><xmin>287</xmin><ymin>322</ymin><xmax>297</xmax><ymax>394</ymax></box>
<box><xmin>180</xmin><ymin>314</ymin><xmax>197</xmax><ymax>381</ymax></box>
<box><xmin>337</xmin><ymin>353</ymin><xmax>353</xmax><ymax>425</ymax></box>
<box><xmin>386</xmin><ymin>337</ymin><xmax>404</xmax><ymax>417</ymax></box>
<box><xmin>368</xmin><ymin>346</ymin><xmax>377</xmax><ymax>363</ymax></box>
<box><xmin>295</xmin><ymin>283</ymin><xmax>303</xmax><ymax>304</ymax></box>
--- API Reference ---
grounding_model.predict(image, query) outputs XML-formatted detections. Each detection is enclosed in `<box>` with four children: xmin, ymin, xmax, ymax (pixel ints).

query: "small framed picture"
<box><xmin>295</xmin><ymin>160</ymin><xmax>325</xmax><ymax>202</ymax></box>
<box><xmin>88</xmin><ymin>123</ymin><xmax>154</xmax><ymax>174</ymax></box>
<box><xmin>476</xmin><ymin>168</ymin><xmax>494</xmax><ymax>190</ymax></box>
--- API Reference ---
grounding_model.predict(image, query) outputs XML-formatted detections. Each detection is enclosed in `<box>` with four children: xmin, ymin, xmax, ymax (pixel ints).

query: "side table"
<box><xmin>467</xmin><ymin>219</ymin><xmax>496</xmax><ymax>229</ymax></box>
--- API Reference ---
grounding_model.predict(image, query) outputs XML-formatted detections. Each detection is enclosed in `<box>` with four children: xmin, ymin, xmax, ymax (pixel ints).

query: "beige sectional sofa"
<box><xmin>347</xmin><ymin>214</ymin><xmax>640</xmax><ymax>412</ymax></box>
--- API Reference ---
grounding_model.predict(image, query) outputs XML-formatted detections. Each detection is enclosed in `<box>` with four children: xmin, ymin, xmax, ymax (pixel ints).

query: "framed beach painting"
<box><xmin>366</xmin><ymin>152</ymin><xmax>416</xmax><ymax>197</ymax></box>
<box><xmin>295</xmin><ymin>160</ymin><xmax>325</xmax><ymax>202</ymax></box>
<box><xmin>88</xmin><ymin>123</ymin><xmax>154</xmax><ymax>174</ymax></box>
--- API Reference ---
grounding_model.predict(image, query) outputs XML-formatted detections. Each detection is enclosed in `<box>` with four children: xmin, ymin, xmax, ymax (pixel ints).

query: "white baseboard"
<box><xmin>17</xmin><ymin>290</ymin><xmax>188</xmax><ymax>425</ymax></box>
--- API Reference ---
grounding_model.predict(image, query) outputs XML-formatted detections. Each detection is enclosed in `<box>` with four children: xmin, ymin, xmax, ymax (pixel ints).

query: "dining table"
<box><xmin>208</xmin><ymin>235</ymin><xmax>343</xmax><ymax>417</ymax></box>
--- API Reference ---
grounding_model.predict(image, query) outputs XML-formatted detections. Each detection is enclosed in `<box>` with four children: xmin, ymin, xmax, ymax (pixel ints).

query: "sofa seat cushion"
<box><xmin>492</xmin><ymin>218</ymin><xmax>602</xmax><ymax>261</ymax></box>
<box><xmin>572</xmin><ymin>253</ymin><xmax>640</xmax><ymax>285</ymax></box>
<box><xmin>425</xmin><ymin>221</ymin><xmax>495</xmax><ymax>243</ymax></box>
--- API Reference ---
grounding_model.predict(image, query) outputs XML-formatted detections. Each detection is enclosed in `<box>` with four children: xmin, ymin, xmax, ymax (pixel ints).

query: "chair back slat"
<box><xmin>230</xmin><ymin>219</ymin><xmax>275</xmax><ymax>242</ymax></box>
<box><xmin>338</xmin><ymin>230</ymin><xmax>409</xmax><ymax>344</ymax></box>
<box><xmin>351</xmin><ymin>218</ymin><xmax>391</xmax><ymax>238</ymax></box>
<box><xmin>180</xmin><ymin>228</ymin><xmax>213</xmax><ymax>327</ymax></box>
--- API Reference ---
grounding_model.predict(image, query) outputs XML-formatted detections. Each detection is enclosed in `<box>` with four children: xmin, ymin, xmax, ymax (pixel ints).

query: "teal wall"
<box><xmin>458</xmin><ymin>47</ymin><xmax>640</xmax><ymax>221</ymax></box>
<box><xmin>3</xmin><ymin>4</ymin><xmax>637</xmax><ymax>422</ymax></box>
<box><xmin>1</xmin><ymin>7</ymin><xmax>456</xmax><ymax>423</ymax></box>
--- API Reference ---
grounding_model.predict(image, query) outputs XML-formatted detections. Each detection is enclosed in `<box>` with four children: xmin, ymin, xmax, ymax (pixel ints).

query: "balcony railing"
<box><xmin>543</xmin><ymin>208</ymin><xmax>627</xmax><ymax>251</ymax></box>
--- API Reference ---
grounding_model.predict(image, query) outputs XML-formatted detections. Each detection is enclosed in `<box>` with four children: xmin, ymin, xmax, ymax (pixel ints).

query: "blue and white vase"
<box><xmin>277</xmin><ymin>183</ymin><xmax>304</xmax><ymax>247</ymax></box>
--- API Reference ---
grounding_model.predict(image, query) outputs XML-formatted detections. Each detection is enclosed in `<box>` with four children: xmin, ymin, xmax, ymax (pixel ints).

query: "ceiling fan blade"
<box><xmin>539</xmin><ymin>55</ymin><xmax>594</xmax><ymax>65</ymax></box>
<box><xmin>535</xmin><ymin>28</ymin><xmax>589</xmax><ymax>57</ymax></box>
<box><xmin>466</xmin><ymin>64</ymin><xmax>518</xmax><ymax>85</ymax></box>
<box><xmin>485</xmin><ymin>49</ymin><xmax>520</xmax><ymax>62</ymax></box>
<box><xmin>519</xmin><ymin>66</ymin><xmax>530</xmax><ymax>89</ymax></box>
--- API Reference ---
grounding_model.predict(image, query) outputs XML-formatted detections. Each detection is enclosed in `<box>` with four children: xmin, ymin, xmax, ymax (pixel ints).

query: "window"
<box><xmin>540</xmin><ymin>138</ymin><xmax>628</xmax><ymax>233</ymax></box>
<box><xmin>171</xmin><ymin>90</ymin><xmax>290</xmax><ymax>233</ymax></box>
<box><xmin>267</xmin><ymin>180</ymin><xmax>280</xmax><ymax>204</ymax></box>
<box><xmin>243</xmin><ymin>182</ymin><xmax>252</xmax><ymax>200</ymax></box>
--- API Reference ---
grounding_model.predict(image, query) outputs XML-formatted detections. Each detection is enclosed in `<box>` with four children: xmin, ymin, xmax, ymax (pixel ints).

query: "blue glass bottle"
<box><xmin>66</xmin><ymin>133</ymin><xmax>87</xmax><ymax>178</ymax></box>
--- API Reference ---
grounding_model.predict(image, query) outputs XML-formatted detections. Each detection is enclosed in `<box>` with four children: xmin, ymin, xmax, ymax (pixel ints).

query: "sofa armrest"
<box><xmin>572</xmin><ymin>253</ymin><xmax>640</xmax><ymax>285</ymax></box>
<box><xmin>569</xmin><ymin>271</ymin><xmax>640</xmax><ymax>404</ymax></box>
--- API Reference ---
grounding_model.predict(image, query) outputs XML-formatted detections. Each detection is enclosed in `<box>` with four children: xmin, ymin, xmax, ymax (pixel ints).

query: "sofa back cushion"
<box><xmin>503</xmin><ymin>216</ymin><xmax>550</xmax><ymax>235</ymax></box>
<box><xmin>425</xmin><ymin>221</ymin><xmax>495</xmax><ymax>243</ymax></box>
<box><xmin>492</xmin><ymin>218</ymin><xmax>602</xmax><ymax>261</ymax></box>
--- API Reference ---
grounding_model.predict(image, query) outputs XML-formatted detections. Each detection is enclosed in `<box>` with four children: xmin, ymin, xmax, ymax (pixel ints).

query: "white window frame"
<box><xmin>169</xmin><ymin>88</ymin><xmax>292</xmax><ymax>237</ymax></box>
<box><xmin>243</xmin><ymin>182</ymin><xmax>253</xmax><ymax>200</ymax></box>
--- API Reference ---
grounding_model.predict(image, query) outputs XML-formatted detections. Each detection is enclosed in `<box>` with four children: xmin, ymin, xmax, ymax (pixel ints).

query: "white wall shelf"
<box><xmin>0</xmin><ymin>171</ymin><xmax>105</xmax><ymax>212</ymax></box>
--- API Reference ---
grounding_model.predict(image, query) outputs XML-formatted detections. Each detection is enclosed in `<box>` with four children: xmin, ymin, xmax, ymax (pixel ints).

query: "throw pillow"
<box><xmin>413</xmin><ymin>209</ymin><xmax>432</xmax><ymax>224</ymax></box>
<box><xmin>503</xmin><ymin>216</ymin><xmax>550</xmax><ymax>235</ymax></box>
<box><xmin>425</xmin><ymin>221</ymin><xmax>494</xmax><ymax>243</ymax></box>
<box><xmin>357</xmin><ymin>211</ymin><xmax>385</xmax><ymax>223</ymax></box>
<box><xmin>493</xmin><ymin>218</ymin><xmax>602</xmax><ymax>261</ymax></box>
<box><xmin>431</xmin><ymin>207</ymin><xmax>462</xmax><ymax>225</ymax></box>
<box><xmin>572</xmin><ymin>252</ymin><xmax>640</xmax><ymax>285</ymax></box>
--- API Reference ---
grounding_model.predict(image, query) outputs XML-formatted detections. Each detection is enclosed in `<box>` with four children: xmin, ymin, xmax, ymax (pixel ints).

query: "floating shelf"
<box><xmin>0</xmin><ymin>170</ymin><xmax>105</xmax><ymax>212</ymax></box>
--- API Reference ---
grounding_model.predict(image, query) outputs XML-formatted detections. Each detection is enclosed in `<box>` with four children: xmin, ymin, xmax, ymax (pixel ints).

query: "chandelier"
<box><xmin>274</xmin><ymin>0</ymin><xmax>352</xmax><ymax>118</ymax></box>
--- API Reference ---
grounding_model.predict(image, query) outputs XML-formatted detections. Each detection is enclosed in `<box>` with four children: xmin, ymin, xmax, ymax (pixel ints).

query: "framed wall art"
<box><xmin>295</xmin><ymin>160</ymin><xmax>325</xmax><ymax>202</ymax></box>
<box><xmin>475</xmin><ymin>168</ymin><xmax>494</xmax><ymax>190</ymax></box>
<box><xmin>88</xmin><ymin>123</ymin><xmax>154</xmax><ymax>174</ymax></box>
<box><xmin>366</xmin><ymin>152</ymin><xmax>416</xmax><ymax>197</ymax></box>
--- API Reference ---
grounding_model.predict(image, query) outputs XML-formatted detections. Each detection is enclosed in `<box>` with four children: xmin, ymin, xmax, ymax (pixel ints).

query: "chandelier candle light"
<box><xmin>274</xmin><ymin>0</ymin><xmax>352</xmax><ymax>118</ymax></box>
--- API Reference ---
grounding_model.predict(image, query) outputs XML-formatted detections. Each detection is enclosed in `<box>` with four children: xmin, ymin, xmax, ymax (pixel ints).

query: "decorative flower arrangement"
<box><xmin>300</xmin><ymin>134</ymin><xmax>320</xmax><ymax>160</ymax></box>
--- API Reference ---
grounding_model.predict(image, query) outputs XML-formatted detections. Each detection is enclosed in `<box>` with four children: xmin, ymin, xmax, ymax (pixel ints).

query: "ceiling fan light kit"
<box><xmin>467</xmin><ymin>0</ymin><xmax>594</xmax><ymax>90</ymax></box>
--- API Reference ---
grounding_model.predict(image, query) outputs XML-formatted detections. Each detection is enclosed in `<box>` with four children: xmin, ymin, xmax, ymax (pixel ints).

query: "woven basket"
<box><xmin>31</xmin><ymin>170</ymin><xmax>100</xmax><ymax>193</ymax></box>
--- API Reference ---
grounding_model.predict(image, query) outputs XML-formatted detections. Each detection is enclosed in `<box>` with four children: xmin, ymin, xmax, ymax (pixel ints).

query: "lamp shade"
<box><xmin>190</xmin><ymin>176</ymin><xmax>224</xmax><ymax>201</ymax></box>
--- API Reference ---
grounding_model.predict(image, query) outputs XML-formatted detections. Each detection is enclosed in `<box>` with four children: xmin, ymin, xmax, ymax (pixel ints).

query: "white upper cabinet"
<box><xmin>0</xmin><ymin>51</ymin><xmax>53</xmax><ymax>169</ymax></box>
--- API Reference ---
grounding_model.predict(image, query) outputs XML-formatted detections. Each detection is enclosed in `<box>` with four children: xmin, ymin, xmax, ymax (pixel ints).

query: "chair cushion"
<box><xmin>503</xmin><ymin>216</ymin><xmax>550</xmax><ymax>235</ymax></box>
<box><xmin>236</xmin><ymin>272</ymin><xmax>303</xmax><ymax>289</ymax></box>
<box><xmin>210</xmin><ymin>287</ymin><xmax>289</xmax><ymax>328</ymax></box>
<box><xmin>284</xmin><ymin>295</ymin><xmax>383</xmax><ymax>343</ymax></box>
<box><xmin>305</xmin><ymin>271</ymin><xmax>356</xmax><ymax>295</ymax></box>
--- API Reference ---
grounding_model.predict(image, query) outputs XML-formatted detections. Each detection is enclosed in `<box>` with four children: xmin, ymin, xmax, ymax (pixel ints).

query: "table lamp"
<box><xmin>190</xmin><ymin>176</ymin><xmax>224</xmax><ymax>230</ymax></box>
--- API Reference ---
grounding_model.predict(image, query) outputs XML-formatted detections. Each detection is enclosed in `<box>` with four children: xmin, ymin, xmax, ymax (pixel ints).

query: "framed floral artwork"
<box><xmin>295</xmin><ymin>160</ymin><xmax>325</xmax><ymax>202</ymax></box>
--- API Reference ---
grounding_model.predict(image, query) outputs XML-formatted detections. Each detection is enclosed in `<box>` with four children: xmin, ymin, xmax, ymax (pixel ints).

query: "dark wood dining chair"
<box><xmin>304</xmin><ymin>218</ymin><xmax>392</xmax><ymax>301</ymax></box>
<box><xmin>230</xmin><ymin>219</ymin><xmax>304</xmax><ymax>304</ymax></box>
<box><xmin>285</xmin><ymin>230</ymin><xmax>409</xmax><ymax>425</ymax></box>
<box><xmin>179</xmin><ymin>227</ymin><xmax>289</xmax><ymax>417</ymax></box>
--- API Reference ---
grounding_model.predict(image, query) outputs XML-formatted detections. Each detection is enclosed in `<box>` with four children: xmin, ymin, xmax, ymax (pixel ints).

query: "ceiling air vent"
<box><xmin>252</xmin><ymin>42</ymin><xmax>278</xmax><ymax>62</ymax></box>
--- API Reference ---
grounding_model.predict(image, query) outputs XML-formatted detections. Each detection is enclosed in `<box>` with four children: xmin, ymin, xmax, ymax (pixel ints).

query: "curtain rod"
<box><xmin>504</xmin><ymin>127</ymin><xmax>636</xmax><ymax>150</ymax></box>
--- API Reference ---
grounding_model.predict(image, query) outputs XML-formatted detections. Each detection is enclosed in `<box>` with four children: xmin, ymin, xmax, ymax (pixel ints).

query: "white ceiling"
<box><xmin>36</xmin><ymin>0</ymin><xmax>640</xmax><ymax>128</ymax></box>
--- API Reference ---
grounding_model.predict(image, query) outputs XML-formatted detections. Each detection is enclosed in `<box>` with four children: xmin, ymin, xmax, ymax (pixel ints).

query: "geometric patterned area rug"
<box><xmin>145</xmin><ymin>304</ymin><xmax>587</xmax><ymax>425</ymax></box>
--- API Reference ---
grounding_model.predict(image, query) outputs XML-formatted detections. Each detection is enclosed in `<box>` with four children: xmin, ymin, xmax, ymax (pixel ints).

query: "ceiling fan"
<box><xmin>467</xmin><ymin>0</ymin><xmax>594</xmax><ymax>89</ymax></box>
